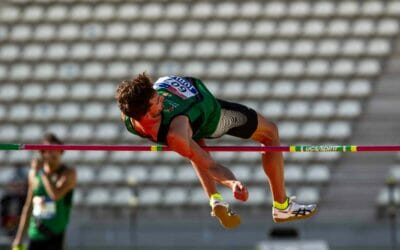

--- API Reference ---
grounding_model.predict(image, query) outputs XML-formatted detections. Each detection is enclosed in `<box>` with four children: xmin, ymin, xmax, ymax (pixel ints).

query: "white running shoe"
<box><xmin>210</xmin><ymin>199</ymin><xmax>241</xmax><ymax>229</ymax></box>
<box><xmin>272</xmin><ymin>196</ymin><xmax>317</xmax><ymax>223</ymax></box>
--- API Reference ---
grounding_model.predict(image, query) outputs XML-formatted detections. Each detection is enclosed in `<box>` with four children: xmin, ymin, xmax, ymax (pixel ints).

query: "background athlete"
<box><xmin>115</xmin><ymin>73</ymin><xmax>317</xmax><ymax>228</ymax></box>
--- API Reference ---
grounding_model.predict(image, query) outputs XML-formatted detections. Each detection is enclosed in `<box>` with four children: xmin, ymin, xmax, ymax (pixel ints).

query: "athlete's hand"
<box><xmin>232</xmin><ymin>181</ymin><xmax>249</xmax><ymax>202</ymax></box>
<box><xmin>30</xmin><ymin>157</ymin><xmax>43</xmax><ymax>172</ymax></box>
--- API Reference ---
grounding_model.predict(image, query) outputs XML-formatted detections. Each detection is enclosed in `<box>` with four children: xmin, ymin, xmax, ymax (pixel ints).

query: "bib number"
<box><xmin>154</xmin><ymin>76</ymin><xmax>198</xmax><ymax>99</ymax></box>
<box><xmin>32</xmin><ymin>196</ymin><xmax>56</xmax><ymax>219</ymax></box>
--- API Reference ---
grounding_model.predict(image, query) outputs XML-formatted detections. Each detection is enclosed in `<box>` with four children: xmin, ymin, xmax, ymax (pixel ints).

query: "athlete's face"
<box><xmin>147</xmin><ymin>93</ymin><xmax>164</xmax><ymax>118</ymax></box>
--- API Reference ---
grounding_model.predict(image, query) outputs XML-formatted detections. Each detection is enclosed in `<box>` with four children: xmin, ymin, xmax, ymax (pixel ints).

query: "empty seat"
<box><xmin>337</xmin><ymin>1</ymin><xmax>359</xmax><ymax>16</ymax></box>
<box><xmin>62</xmin><ymin>151</ymin><xmax>82</xmax><ymax>163</ymax></box>
<box><xmin>189</xmin><ymin>187</ymin><xmax>207</xmax><ymax>205</ymax></box>
<box><xmin>112</xmin><ymin>188</ymin><xmax>138</xmax><ymax>207</ymax></box>
<box><xmin>194</xmin><ymin>41</ymin><xmax>217</xmax><ymax>58</ymax></box>
<box><xmin>317</xmin><ymin>39</ymin><xmax>339</xmax><ymax>56</ymax></box>
<box><xmin>126</xmin><ymin>166</ymin><xmax>148</xmax><ymax>185</ymax></box>
<box><xmin>362</xmin><ymin>1</ymin><xmax>384</xmax><ymax>16</ymax></box>
<box><xmin>83</xmin><ymin>151</ymin><xmax>107</xmax><ymax>163</ymax></box>
<box><xmin>23</xmin><ymin>44</ymin><xmax>44</xmax><ymax>60</ymax></box>
<box><xmin>70</xmin><ymin>124</ymin><xmax>93</xmax><ymax>141</ymax></box>
<box><xmin>34</xmin><ymin>24</ymin><xmax>56</xmax><ymax>41</ymax></box>
<box><xmin>328</xmin><ymin>20</ymin><xmax>350</xmax><ymax>36</ymax></box>
<box><xmin>313</xmin><ymin>1</ymin><xmax>335</xmax><ymax>17</ymax></box>
<box><xmin>47</xmin><ymin>83</ymin><xmax>68</xmax><ymax>101</ymax></box>
<box><xmin>169</xmin><ymin>41</ymin><xmax>192</xmax><ymax>58</ymax></box>
<box><xmin>303</xmin><ymin>20</ymin><xmax>324</xmax><ymax>37</ymax></box>
<box><xmin>95</xmin><ymin>82</ymin><xmax>116</xmax><ymax>100</ymax></box>
<box><xmin>130</xmin><ymin>22</ymin><xmax>152</xmax><ymax>39</ymax></box>
<box><xmin>180</xmin><ymin>21</ymin><xmax>203</xmax><ymax>38</ymax></box>
<box><xmin>20</xmin><ymin>124</ymin><xmax>43</xmax><ymax>141</ymax></box>
<box><xmin>254</xmin><ymin>20</ymin><xmax>276</xmax><ymax>37</ymax></box>
<box><xmin>82</xmin><ymin>102</ymin><xmax>105</xmax><ymax>120</ymax></box>
<box><xmin>352</xmin><ymin>19</ymin><xmax>374</xmax><ymax>36</ymax></box>
<box><xmin>70</xmin><ymin>4</ymin><xmax>91</xmax><ymax>21</ymax></box>
<box><xmin>327</xmin><ymin>122</ymin><xmax>351</xmax><ymax>139</ymax></box>
<box><xmin>58</xmin><ymin>24</ymin><xmax>80</xmax><ymax>41</ymax></box>
<box><xmin>268</xmin><ymin>40</ymin><xmax>290</xmax><ymax>57</ymax></box>
<box><xmin>265</xmin><ymin>1</ymin><xmax>287</xmax><ymax>17</ymax></box>
<box><xmin>247</xmin><ymin>81</ymin><xmax>269</xmax><ymax>98</ymax></box>
<box><xmin>247</xmin><ymin>187</ymin><xmax>269</xmax><ymax>206</ymax></box>
<box><xmin>232</xmin><ymin>61</ymin><xmax>254</xmax><ymax>77</ymax></box>
<box><xmin>165</xmin><ymin>3</ymin><xmax>187</xmax><ymax>19</ymax></box>
<box><xmin>154</xmin><ymin>22</ymin><xmax>176</xmax><ymax>38</ymax></box>
<box><xmin>46</xmin><ymin>5</ymin><xmax>68</xmax><ymax>21</ymax></box>
<box><xmin>47</xmin><ymin>43</ymin><xmax>68</xmax><ymax>60</ymax></box>
<box><xmin>272</xmin><ymin>81</ymin><xmax>295</xmax><ymax>98</ymax></box>
<box><xmin>332</xmin><ymin>60</ymin><xmax>355</xmax><ymax>76</ymax></box>
<box><xmin>0</xmin><ymin>167</ymin><xmax>17</xmax><ymax>185</ymax></box>
<box><xmin>219</xmin><ymin>40</ymin><xmax>241</xmax><ymax>58</ymax></box>
<box><xmin>257</xmin><ymin>60</ymin><xmax>279</xmax><ymax>77</ymax></box>
<box><xmin>10</xmin><ymin>64</ymin><xmax>31</xmax><ymax>80</ymax></box>
<box><xmin>292</xmin><ymin>40</ymin><xmax>315</xmax><ymax>57</ymax></box>
<box><xmin>301</xmin><ymin>122</ymin><xmax>324</xmax><ymax>140</ymax></box>
<box><xmin>261</xmin><ymin>101</ymin><xmax>284</xmax><ymax>119</ymax></box>
<box><xmin>348</xmin><ymin>80</ymin><xmax>371</xmax><ymax>97</ymax></box>
<box><xmin>240</xmin><ymin>2</ymin><xmax>262</xmax><ymax>18</ymax></box>
<box><xmin>0</xmin><ymin>6</ymin><xmax>19</xmax><ymax>22</ymax></box>
<box><xmin>286</xmin><ymin>101</ymin><xmax>310</xmax><ymax>119</ymax></box>
<box><xmin>58</xmin><ymin>103</ymin><xmax>80</xmax><ymax>121</ymax></box>
<box><xmin>21</xmin><ymin>83</ymin><xmax>44</xmax><ymax>101</ymax></box>
<box><xmin>357</xmin><ymin>60</ymin><xmax>380</xmax><ymax>76</ymax></box>
<box><xmin>230</xmin><ymin>20</ymin><xmax>252</xmax><ymax>38</ymax></box>
<box><xmin>70</xmin><ymin>43</ymin><xmax>92</xmax><ymax>60</ymax></box>
<box><xmin>118</xmin><ymin>3</ymin><xmax>140</xmax><ymax>20</ymax></box>
<box><xmin>342</xmin><ymin>39</ymin><xmax>365</xmax><ymax>56</ymax></box>
<box><xmin>278</xmin><ymin>20</ymin><xmax>301</xmax><ymax>37</ymax></box>
<box><xmin>297</xmin><ymin>81</ymin><xmax>320</xmax><ymax>98</ymax></box>
<box><xmin>279</xmin><ymin>122</ymin><xmax>299</xmax><ymax>140</ymax></box>
<box><xmin>106</xmin><ymin>22</ymin><xmax>128</xmax><ymax>40</ymax></box>
<box><xmin>285</xmin><ymin>164</ymin><xmax>304</xmax><ymax>183</ymax></box>
<box><xmin>191</xmin><ymin>2</ymin><xmax>214</xmax><ymax>19</ymax></box>
<box><xmin>208</xmin><ymin>61</ymin><xmax>230</xmax><ymax>78</ymax></box>
<box><xmin>82</xmin><ymin>63</ymin><xmax>104</xmax><ymax>79</ymax></box>
<box><xmin>231</xmin><ymin>165</ymin><xmax>252</xmax><ymax>182</ymax></box>
<box><xmin>143</xmin><ymin>42</ymin><xmax>165</xmax><ymax>58</ymax></box>
<box><xmin>0</xmin><ymin>84</ymin><xmax>19</xmax><ymax>101</ymax></box>
<box><xmin>1</xmin><ymin>44</ymin><xmax>19</xmax><ymax>61</ymax></box>
<box><xmin>337</xmin><ymin>101</ymin><xmax>362</xmax><ymax>118</ymax></box>
<box><xmin>98</xmin><ymin>165</ymin><xmax>124</xmax><ymax>184</ymax></box>
<box><xmin>368</xmin><ymin>39</ymin><xmax>390</xmax><ymax>56</ymax></box>
<box><xmin>176</xmin><ymin>166</ymin><xmax>197</xmax><ymax>183</ymax></box>
<box><xmin>307</xmin><ymin>60</ymin><xmax>329</xmax><ymax>77</ymax></box>
<box><xmin>149</xmin><ymin>166</ymin><xmax>174</xmax><ymax>183</ymax></box>
<box><xmin>163</xmin><ymin>188</ymin><xmax>187</xmax><ymax>206</ymax></box>
<box><xmin>46</xmin><ymin>124</ymin><xmax>69</xmax><ymax>139</ymax></box>
<box><xmin>138</xmin><ymin>188</ymin><xmax>162</xmax><ymax>206</ymax></box>
<box><xmin>306</xmin><ymin>165</ymin><xmax>330</xmax><ymax>184</ymax></box>
<box><xmin>377</xmin><ymin>19</ymin><xmax>399</xmax><ymax>35</ymax></box>
<box><xmin>9</xmin><ymin>104</ymin><xmax>31</xmax><ymax>121</ymax></box>
<box><xmin>94</xmin><ymin>43</ymin><xmax>116</xmax><ymax>59</ymax></box>
<box><xmin>296</xmin><ymin>187</ymin><xmax>319</xmax><ymax>203</ymax></box>
<box><xmin>141</xmin><ymin>3</ymin><xmax>163</xmax><ymax>20</ymax></box>
<box><xmin>289</xmin><ymin>1</ymin><xmax>311</xmax><ymax>17</ymax></box>
<box><xmin>221</xmin><ymin>81</ymin><xmax>244</xmax><ymax>99</ymax></box>
<box><xmin>86</xmin><ymin>188</ymin><xmax>110</xmax><ymax>206</ymax></box>
<box><xmin>243</xmin><ymin>40</ymin><xmax>266</xmax><ymax>58</ymax></box>
<box><xmin>34</xmin><ymin>63</ymin><xmax>56</xmax><ymax>80</ymax></box>
<box><xmin>0</xmin><ymin>125</ymin><xmax>18</xmax><ymax>141</ymax></box>
<box><xmin>109</xmin><ymin>151</ymin><xmax>135</xmax><ymax>163</ymax></box>
<box><xmin>322</xmin><ymin>80</ymin><xmax>346</xmax><ymax>97</ymax></box>
<box><xmin>94</xmin><ymin>3</ymin><xmax>115</xmax><ymax>20</ymax></box>
<box><xmin>76</xmin><ymin>166</ymin><xmax>96</xmax><ymax>184</ymax></box>
<box><xmin>95</xmin><ymin>123</ymin><xmax>119</xmax><ymax>141</ymax></box>
<box><xmin>311</xmin><ymin>101</ymin><xmax>335</xmax><ymax>120</ymax></box>
<box><xmin>386</xmin><ymin>1</ymin><xmax>400</xmax><ymax>15</ymax></box>
<box><xmin>204</xmin><ymin>21</ymin><xmax>227</xmax><ymax>38</ymax></box>
<box><xmin>11</xmin><ymin>25</ymin><xmax>31</xmax><ymax>41</ymax></box>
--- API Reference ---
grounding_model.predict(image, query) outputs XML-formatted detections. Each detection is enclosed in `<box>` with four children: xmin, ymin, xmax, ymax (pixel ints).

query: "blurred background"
<box><xmin>0</xmin><ymin>0</ymin><xmax>400</xmax><ymax>249</ymax></box>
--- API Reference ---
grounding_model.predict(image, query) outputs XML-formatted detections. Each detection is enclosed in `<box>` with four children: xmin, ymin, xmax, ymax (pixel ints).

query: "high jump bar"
<box><xmin>1</xmin><ymin>144</ymin><xmax>400</xmax><ymax>152</ymax></box>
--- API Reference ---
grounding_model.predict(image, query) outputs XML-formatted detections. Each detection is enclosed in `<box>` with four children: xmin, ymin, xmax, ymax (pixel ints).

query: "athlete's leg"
<box><xmin>250</xmin><ymin>113</ymin><xmax>287</xmax><ymax>204</ymax></box>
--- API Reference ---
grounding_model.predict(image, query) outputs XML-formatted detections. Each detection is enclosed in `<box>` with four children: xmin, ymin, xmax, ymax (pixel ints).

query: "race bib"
<box><xmin>154</xmin><ymin>76</ymin><xmax>198</xmax><ymax>99</ymax></box>
<box><xmin>32</xmin><ymin>196</ymin><xmax>56</xmax><ymax>219</ymax></box>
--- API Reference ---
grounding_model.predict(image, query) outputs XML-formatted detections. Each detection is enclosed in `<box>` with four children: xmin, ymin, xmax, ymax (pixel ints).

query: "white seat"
<box><xmin>176</xmin><ymin>167</ymin><xmax>197</xmax><ymax>183</ymax></box>
<box><xmin>46</xmin><ymin>124</ymin><xmax>68</xmax><ymax>139</ymax></box>
<box><xmin>160</xmin><ymin>151</ymin><xmax>181</xmax><ymax>163</ymax></box>
<box><xmin>254</xmin><ymin>20</ymin><xmax>276</xmax><ymax>37</ymax></box>
<box><xmin>94</xmin><ymin>43</ymin><xmax>115</xmax><ymax>59</ymax></box>
<box><xmin>95</xmin><ymin>82</ymin><xmax>115</xmax><ymax>100</ymax></box>
<box><xmin>1</xmin><ymin>44</ymin><xmax>19</xmax><ymax>61</ymax></box>
<box><xmin>232</xmin><ymin>61</ymin><xmax>254</xmax><ymax>77</ymax></box>
<box><xmin>58</xmin><ymin>103</ymin><xmax>80</xmax><ymax>121</ymax></box>
<box><xmin>169</xmin><ymin>41</ymin><xmax>192</xmax><ymax>59</ymax></box>
<box><xmin>257</xmin><ymin>60</ymin><xmax>279</xmax><ymax>77</ymax></box>
<box><xmin>285</xmin><ymin>165</ymin><xmax>304</xmax><ymax>183</ymax></box>
<box><xmin>86</xmin><ymin>188</ymin><xmax>110</xmax><ymax>206</ymax></box>
<box><xmin>73</xmin><ymin>189</ymin><xmax>84</xmax><ymax>206</ymax></box>
<box><xmin>247</xmin><ymin>187</ymin><xmax>269</xmax><ymax>206</ymax></box>
<box><xmin>362</xmin><ymin>1</ymin><xmax>384</xmax><ymax>16</ymax></box>
<box><xmin>106</xmin><ymin>22</ymin><xmax>127</xmax><ymax>40</ymax></box>
<box><xmin>0</xmin><ymin>125</ymin><xmax>18</xmax><ymax>141</ymax></box>
<box><xmin>194</xmin><ymin>41</ymin><xmax>217</xmax><ymax>58</ymax></box>
<box><xmin>230</xmin><ymin>20</ymin><xmax>252</xmax><ymax>38</ymax></box>
<box><xmin>106</xmin><ymin>103</ymin><xmax>122</xmax><ymax>120</ymax></box>
<box><xmin>0</xmin><ymin>6</ymin><xmax>19</xmax><ymax>22</ymax></box>
<box><xmin>23</xmin><ymin>44</ymin><xmax>44</xmax><ymax>60</ymax></box>
<box><xmin>289</xmin><ymin>1</ymin><xmax>311</xmax><ymax>17</ymax></box>
<box><xmin>0</xmin><ymin>105</ymin><xmax>6</xmax><ymax>121</ymax></box>
<box><xmin>322</xmin><ymin>80</ymin><xmax>346</xmax><ymax>97</ymax></box>
<box><xmin>46</xmin><ymin>5</ymin><xmax>68</xmax><ymax>21</ymax></box>
<box><xmin>347</xmin><ymin>80</ymin><xmax>371</xmax><ymax>97</ymax></box>
<box><xmin>328</xmin><ymin>20</ymin><xmax>350</xmax><ymax>36</ymax></box>
<box><xmin>313</xmin><ymin>1</ymin><xmax>335</xmax><ymax>17</ymax></box>
<box><xmin>62</xmin><ymin>151</ymin><xmax>82</xmax><ymax>163</ymax></box>
<box><xmin>94</xmin><ymin>3</ymin><xmax>115</xmax><ymax>20</ymax></box>
<box><xmin>207</xmin><ymin>61</ymin><xmax>230</xmax><ymax>78</ymax></box>
<box><xmin>368</xmin><ymin>39</ymin><xmax>390</xmax><ymax>56</ymax></box>
<box><xmin>163</xmin><ymin>188</ymin><xmax>187</xmax><ymax>206</ymax></box>
<box><xmin>243</xmin><ymin>40</ymin><xmax>265</xmax><ymax>58</ymax></box>
<box><xmin>180</xmin><ymin>21</ymin><xmax>203</xmax><ymax>38</ymax></box>
<box><xmin>70</xmin><ymin>4</ymin><xmax>91</xmax><ymax>21</ymax></box>
<box><xmin>149</xmin><ymin>166</ymin><xmax>174</xmax><ymax>183</ymax></box>
<box><xmin>182</xmin><ymin>61</ymin><xmax>206</xmax><ymax>76</ymax></box>
<box><xmin>342</xmin><ymin>39</ymin><xmax>365</xmax><ymax>56</ymax></box>
<box><xmin>303</xmin><ymin>20</ymin><xmax>324</xmax><ymax>37</ymax></box>
<box><xmin>138</xmin><ymin>188</ymin><xmax>162</xmax><ymax>206</ymax></box>
<box><xmin>191</xmin><ymin>2</ymin><xmax>214</xmax><ymax>19</ymax></box>
<box><xmin>130</xmin><ymin>22</ymin><xmax>152</xmax><ymax>39</ymax></box>
<box><xmin>253</xmin><ymin>167</ymin><xmax>267</xmax><ymax>183</ymax></box>
<box><xmin>377</xmin><ymin>19</ymin><xmax>399</xmax><ymax>36</ymax></box>
<box><xmin>301</xmin><ymin>122</ymin><xmax>324</xmax><ymax>140</ymax></box>
<box><xmin>240</xmin><ymin>2</ymin><xmax>262</xmax><ymax>18</ymax></box>
<box><xmin>216</xmin><ymin>2</ymin><xmax>238</xmax><ymax>18</ymax></box>
<box><xmin>279</xmin><ymin>122</ymin><xmax>299</xmax><ymax>140</ymax></box>
<box><xmin>165</xmin><ymin>3</ymin><xmax>187</xmax><ymax>19</ymax></box>
<box><xmin>59</xmin><ymin>63</ymin><xmax>79</xmax><ymax>80</ymax></box>
<box><xmin>70</xmin><ymin>43</ymin><xmax>92</xmax><ymax>60</ymax></box>
<box><xmin>357</xmin><ymin>59</ymin><xmax>380</xmax><ymax>76</ymax></box>
<box><xmin>82</xmin><ymin>63</ymin><xmax>104</xmax><ymax>79</ymax></box>
<box><xmin>327</xmin><ymin>122</ymin><xmax>351</xmax><ymax>139</ymax></box>
<box><xmin>142</xmin><ymin>42</ymin><xmax>165</xmax><ymax>58</ymax></box>
<box><xmin>268</xmin><ymin>40</ymin><xmax>290</xmax><ymax>57</ymax></box>
<box><xmin>212</xmin><ymin>151</ymin><xmax>236</xmax><ymax>163</ymax></box>
<box><xmin>307</xmin><ymin>60</ymin><xmax>329</xmax><ymax>77</ymax></box>
<box><xmin>278</xmin><ymin>20</ymin><xmax>301</xmax><ymax>37</ymax></box>
<box><xmin>96</xmin><ymin>123</ymin><xmax>119</xmax><ymax>141</ymax></box>
<box><xmin>265</xmin><ymin>1</ymin><xmax>287</xmax><ymax>17</ymax></box>
<box><xmin>332</xmin><ymin>59</ymin><xmax>355</xmax><ymax>76</ymax></box>
<box><xmin>189</xmin><ymin>187</ymin><xmax>207</xmax><ymax>205</ymax></box>
<box><xmin>221</xmin><ymin>81</ymin><xmax>244</xmax><ymax>99</ymax></box>
<box><xmin>247</xmin><ymin>81</ymin><xmax>269</xmax><ymax>98</ymax></box>
<box><xmin>306</xmin><ymin>165</ymin><xmax>330</xmax><ymax>184</ymax></box>
<box><xmin>118</xmin><ymin>42</ymin><xmax>140</xmax><ymax>59</ymax></box>
<box><xmin>154</xmin><ymin>22</ymin><xmax>176</xmax><ymax>38</ymax></box>
<box><xmin>47</xmin><ymin>83</ymin><xmax>68</xmax><ymax>100</ymax></box>
<box><xmin>112</xmin><ymin>188</ymin><xmax>138</xmax><ymax>207</ymax></box>
<box><xmin>0</xmin><ymin>84</ymin><xmax>19</xmax><ymax>101</ymax></box>
<box><xmin>0</xmin><ymin>167</ymin><xmax>17</xmax><ymax>184</ymax></box>
<box><xmin>34</xmin><ymin>24</ymin><xmax>55</xmax><ymax>41</ymax></box>
<box><xmin>352</xmin><ymin>19</ymin><xmax>374</xmax><ymax>36</ymax></box>
<box><xmin>76</xmin><ymin>166</ymin><xmax>95</xmax><ymax>184</ymax></box>
<box><xmin>272</xmin><ymin>81</ymin><xmax>295</xmax><ymax>98</ymax></box>
<box><xmin>204</xmin><ymin>21</ymin><xmax>227</xmax><ymax>38</ymax></box>
<box><xmin>297</xmin><ymin>80</ymin><xmax>320</xmax><ymax>98</ymax></box>
<box><xmin>311</xmin><ymin>101</ymin><xmax>335</xmax><ymax>119</ymax></box>
<box><xmin>118</xmin><ymin>3</ymin><xmax>139</xmax><ymax>20</ymax></box>
<box><xmin>231</xmin><ymin>165</ymin><xmax>252</xmax><ymax>182</ymax></box>
<box><xmin>132</xmin><ymin>62</ymin><xmax>155</xmax><ymax>75</ymax></box>
<box><xmin>317</xmin><ymin>39</ymin><xmax>339</xmax><ymax>56</ymax></box>
<box><xmin>8</xmin><ymin>151</ymin><xmax>32</xmax><ymax>163</ymax></box>
<box><xmin>289</xmin><ymin>151</ymin><xmax>314</xmax><ymax>163</ymax></box>
<box><xmin>337</xmin><ymin>1</ymin><xmax>359</xmax><ymax>16</ymax></box>
<box><xmin>337</xmin><ymin>101</ymin><xmax>362</xmax><ymax>118</ymax></box>
<box><xmin>126</xmin><ymin>166</ymin><xmax>148</xmax><ymax>185</ymax></box>
<box><xmin>70</xmin><ymin>124</ymin><xmax>93</xmax><ymax>141</ymax></box>
<box><xmin>9</xmin><ymin>104</ymin><xmax>31</xmax><ymax>121</ymax></box>
<box><xmin>110</xmin><ymin>151</ymin><xmax>135</xmax><ymax>163</ymax></box>
<box><xmin>98</xmin><ymin>165</ymin><xmax>123</xmax><ymax>184</ymax></box>
<box><xmin>296</xmin><ymin>187</ymin><xmax>319</xmax><ymax>203</ymax></box>
<box><xmin>377</xmin><ymin>188</ymin><xmax>400</xmax><ymax>206</ymax></box>
<box><xmin>58</xmin><ymin>24</ymin><xmax>80</xmax><ymax>41</ymax></box>
<box><xmin>11</xmin><ymin>25</ymin><xmax>31</xmax><ymax>41</ymax></box>
<box><xmin>47</xmin><ymin>44</ymin><xmax>68</xmax><ymax>60</ymax></box>
<box><xmin>82</xmin><ymin>102</ymin><xmax>105</xmax><ymax>120</ymax></box>
<box><xmin>261</xmin><ymin>101</ymin><xmax>284</xmax><ymax>119</ymax></box>
<box><xmin>10</xmin><ymin>64</ymin><xmax>31</xmax><ymax>80</ymax></box>
<box><xmin>83</xmin><ymin>151</ymin><xmax>107</xmax><ymax>163</ymax></box>
<box><xmin>386</xmin><ymin>1</ymin><xmax>400</xmax><ymax>15</ymax></box>
<box><xmin>315</xmin><ymin>151</ymin><xmax>341</xmax><ymax>162</ymax></box>
<box><xmin>292</xmin><ymin>40</ymin><xmax>314</xmax><ymax>57</ymax></box>
<box><xmin>34</xmin><ymin>63</ymin><xmax>56</xmax><ymax>80</ymax></box>
<box><xmin>20</xmin><ymin>125</ymin><xmax>43</xmax><ymax>141</ymax></box>
<box><xmin>141</xmin><ymin>3</ymin><xmax>163</xmax><ymax>20</ymax></box>
<box><xmin>286</xmin><ymin>101</ymin><xmax>310</xmax><ymax>119</ymax></box>
<box><xmin>219</xmin><ymin>40</ymin><xmax>241</xmax><ymax>58</ymax></box>
<box><xmin>22</xmin><ymin>84</ymin><xmax>44</xmax><ymax>101</ymax></box>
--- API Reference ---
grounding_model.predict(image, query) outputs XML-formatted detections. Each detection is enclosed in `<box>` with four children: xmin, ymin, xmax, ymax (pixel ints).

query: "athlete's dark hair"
<box><xmin>42</xmin><ymin>132</ymin><xmax>63</xmax><ymax>145</ymax></box>
<box><xmin>115</xmin><ymin>72</ymin><xmax>155</xmax><ymax>120</ymax></box>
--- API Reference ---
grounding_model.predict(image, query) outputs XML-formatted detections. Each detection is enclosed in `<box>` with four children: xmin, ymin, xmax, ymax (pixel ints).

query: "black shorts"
<box><xmin>209</xmin><ymin>99</ymin><xmax>258</xmax><ymax>139</ymax></box>
<box><xmin>28</xmin><ymin>234</ymin><xmax>64</xmax><ymax>250</ymax></box>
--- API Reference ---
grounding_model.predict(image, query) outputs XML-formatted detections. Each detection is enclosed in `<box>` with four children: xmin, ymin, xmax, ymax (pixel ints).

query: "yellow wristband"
<box><xmin>12</xmin><ymin>244</ymin><xmax>26</xmax><ymax>250</ymax></box>
<box><xmin>273</xmin><ymin>197</ymin><xmax>289</xmax><ymax>210</ymax></box>
<box><xmin>209</xmin><ymin>193</ymin><xmax>224</xmax><ymax>206</ymax></box>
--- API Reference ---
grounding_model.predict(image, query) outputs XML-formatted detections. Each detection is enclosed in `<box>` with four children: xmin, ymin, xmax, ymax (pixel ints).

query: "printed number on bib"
<box><xmin>32</xmin><ymin>196</ymin><xmax>56</xmax><ymax>219</ymax></box>
<box><xmin>155</xmin><ymin>76</ymin><xmax>198</xmax><ymax>99</ymax></box>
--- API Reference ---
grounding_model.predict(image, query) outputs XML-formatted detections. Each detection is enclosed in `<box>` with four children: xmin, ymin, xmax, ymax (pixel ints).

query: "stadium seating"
<box><xmin>0</xmin><ymin>0</ymin><xmax>399</xmax><ymax>212</ymax></box>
